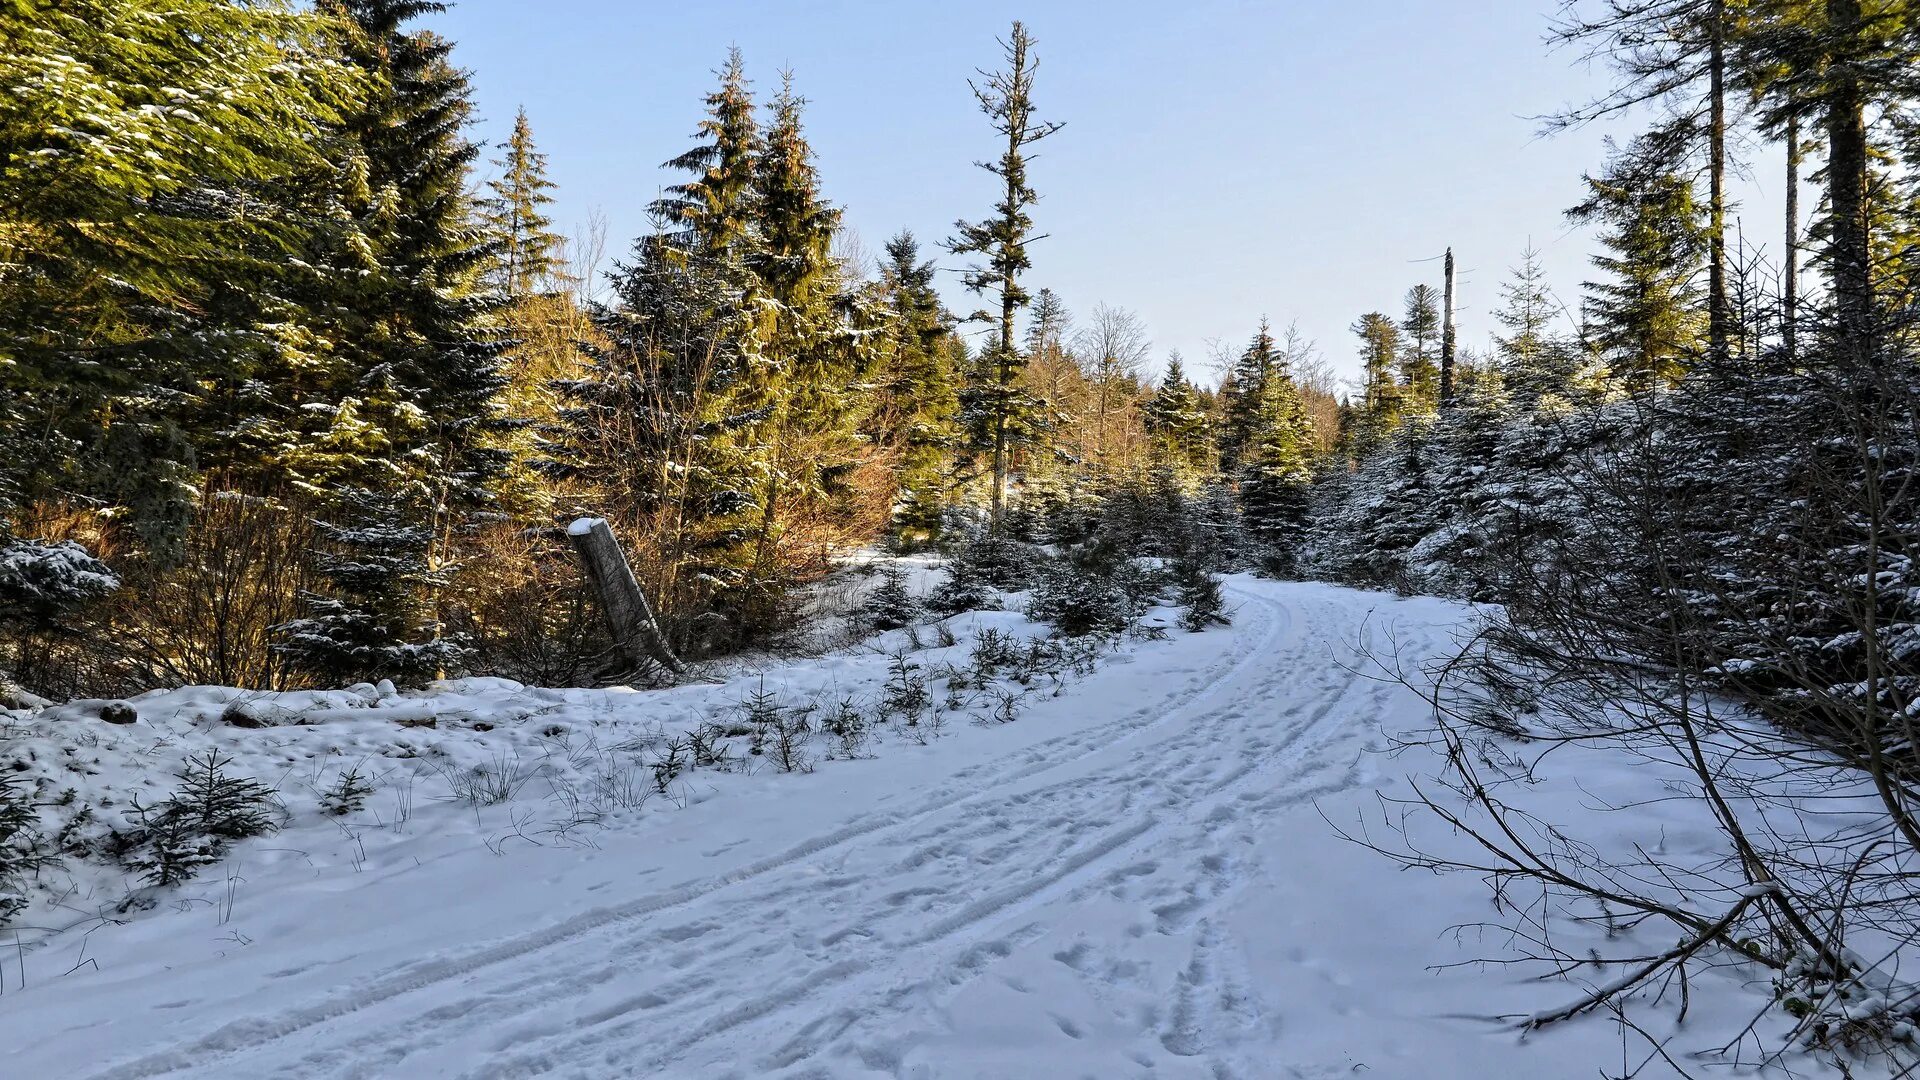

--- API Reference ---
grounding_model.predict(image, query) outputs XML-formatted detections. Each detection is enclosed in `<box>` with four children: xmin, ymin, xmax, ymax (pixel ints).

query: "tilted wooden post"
<box><xmin>567</xmin><ymin>517</ymin><xmax>685</xmax><ymax>678</ymax></box>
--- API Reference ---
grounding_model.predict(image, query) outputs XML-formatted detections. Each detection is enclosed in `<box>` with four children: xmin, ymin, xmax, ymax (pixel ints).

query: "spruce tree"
<box><xmin>876</xmin><ymin>233</ymin><xmax>961</xmax><ymax>546</ymax></box>
<box><xmin>1740</xmin><ymin>0</ymin><xmax>1920</xmax><ymax>357</ymax></box>
<box><xmin>0</xmin><ymin>0</ymin><xmax>356</xmax><ymax>562</ymax></box>
<box><xmin>745</xmin><ymin>72</ymin><xmax>866</xmax><ymax>597</ymax></box>
<box><xmin>480</xmin><ymin>107</ymin><xmax>566</xmax><ymax>298</ymax></box>
<box><xmin>652</xmin><ymin>48</ymin><xmax>760</xmax><ymax>259</ymax></box>
<box><xmin>561</xmin><ymin>230</ymin><xmax>762</xmax><ymax>649</ymax></box>
<box><xmin>1348</xmin><ymin>312</ymin><xmax>1405</xmax><ymax>455</ymax></box>
<box><xmin>1237</xmin><ymin>351</ymin><xmax>1317</xmax><ymax>576</ymax></box>
<box><xmin>1142</xmin><ymin>355</ymin><xmax>1214</xmax><ymax>475</ymax></box>
<box><xmin>1218</xmin><ymin>319</ymin><xmax>1281</xmax><ymax>475</ymax></box>
<box><xmin>1568</xmin><ymin>147</ymin><xmax>1707</xmax><ymax>391</ymax></box>
<box><xmin>947</xmin><ymin>22</ymin><xmax>1065</xmax><ymax>526</ymax></box>
<box><xmin>1399</xmin><ymin>285</ymin><xmax>1443</xmax><ymax>412</ymax></box>
<box><xmin>1016</xmin><ymin>288</ymin><xmax>1080</xmax><ymax>470</ymax></box>
<box><xmin>277</xmin><ymin>0</ymin><xmax>509</xmax><ymax>684</ymax></box>
<box><xmin>1494</xmin><ymin>247</ymin><xmax>1580</xmax><ymax>410</ymax></box>
<box><xmin>1549</xmin><ymin>0</ymin><xmax>1738</xmax><ymax>364</ymax></box>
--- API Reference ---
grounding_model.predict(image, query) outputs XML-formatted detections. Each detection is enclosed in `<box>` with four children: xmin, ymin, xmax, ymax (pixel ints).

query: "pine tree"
<box><xmin>1569</xmin><ymin>147</ymin><xmax>1707</xmax><ymax>391</ymax></box>
<box><xmin>480</xmin><ymin>108</ymin><xmax>566</xmax><ymax>298</ymax></box>
<box><xmin>947</xmin><ymin>22</ymin><xmax>1065</xmax><ymax>526</ymax></box>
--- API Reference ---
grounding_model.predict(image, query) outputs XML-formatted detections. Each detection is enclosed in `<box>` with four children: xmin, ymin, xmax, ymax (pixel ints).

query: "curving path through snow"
<box><xmin>8</xmin><ymin>580</ymin><xmax>1629</xmax><ymax>1080</ymax></box>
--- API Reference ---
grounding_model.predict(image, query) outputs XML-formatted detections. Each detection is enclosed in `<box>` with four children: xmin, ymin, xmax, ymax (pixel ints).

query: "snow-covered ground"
<box><xmin>0</xmin><ymin>577</ymin><xmax>1858</xmax><ymax>1078</ymax></box>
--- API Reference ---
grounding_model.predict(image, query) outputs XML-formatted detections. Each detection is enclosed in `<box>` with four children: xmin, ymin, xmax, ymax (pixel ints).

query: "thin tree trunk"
<box><xmin>1440</xmin><ymin>248</ymin><xmax>1457</xmax><ymax>406</ymax></box>
<box><xmin>1708</xmin><ymin>0</ymin><xmax>1729</xmax><ymax>363</ymax></box>
<box><xmin>993</xmin><ymin>298</ymin><xmax>1012</xmax><ymax>525</ymax></box>
<box><xmin>1784</xmin><ymin>112</ymin><xmax>1800</xmax><ymax>364</ymax></box>
<box><xmin>1825</xmin><ymin>0</ymin><xmax>1872</xmax><ymax>361</ymax></box>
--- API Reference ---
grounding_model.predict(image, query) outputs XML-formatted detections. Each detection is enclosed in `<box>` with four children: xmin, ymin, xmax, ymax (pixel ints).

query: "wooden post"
<box><xmin>1440</xmin><ymin>247</ymin><xmax>1457</xmax><ymax>406</ymax></box>
<box><xmin>567</xmin><ymin>517</ymin><xmax>685</xmax><ymax>678</ymax></box>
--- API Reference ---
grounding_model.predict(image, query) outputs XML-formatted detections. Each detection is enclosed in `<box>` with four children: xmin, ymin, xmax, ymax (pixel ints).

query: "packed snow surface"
<box><xmin>0</xmin><ymin>578</ymin><xmax>1842</xmax><ymax>1078</ymax></box>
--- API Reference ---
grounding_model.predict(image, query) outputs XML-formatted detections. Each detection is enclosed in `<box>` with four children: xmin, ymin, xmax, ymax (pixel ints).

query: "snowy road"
<box><xmin>5</xmin><ymin>581</ymin><xmax>1638</xmax><ymax>1079</ymax></box>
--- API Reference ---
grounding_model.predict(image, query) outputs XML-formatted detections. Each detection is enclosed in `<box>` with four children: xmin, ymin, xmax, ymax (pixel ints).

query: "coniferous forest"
<box><xmin>7</xmin><ymin>2</ymin><xmax>1920</xmax><ymax>1075</ymax></box>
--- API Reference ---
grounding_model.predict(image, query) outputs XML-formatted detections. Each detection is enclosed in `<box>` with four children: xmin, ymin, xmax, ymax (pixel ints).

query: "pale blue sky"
<box><xmin>435</xmin><ymin>1</ymin><xmax>1788</xmax><ymax>387</ymax></box>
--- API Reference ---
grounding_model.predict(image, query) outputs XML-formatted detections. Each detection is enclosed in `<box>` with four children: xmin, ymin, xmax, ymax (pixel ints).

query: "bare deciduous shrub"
<box><xmin>451</xmin><ymin>523</ymin><xmax>607</xmax><ymax>686</ymax></box>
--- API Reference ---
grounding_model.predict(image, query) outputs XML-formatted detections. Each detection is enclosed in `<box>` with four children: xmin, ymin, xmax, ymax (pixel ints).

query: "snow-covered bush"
<box><xmin>0</xmin><ymin>539</ymin><xmax>120</xmax><ymax>627</ymax></box>
<box><xmin>930</xmin><ymin>533</ymin><xmax>1041</xmax><ymax>615</ymax></box>
<box><xmin>1169</xmin><ymin>557</ymin><xmax>1228</xmax><ymax>632</ymax></box>
<box><xmin>1027</xmin><ymin>561</ymin><xmax>1132</xmax><ymax>637</ymax></box>
<box><xmin>861</xmin><ymin>566</ymin><xmax>922</xmax><ymax>630</ymax></box>
<box><xmin>0</xmin><ymin>537</ymin><xmax>120</xmax><ymax>702</ymax></box>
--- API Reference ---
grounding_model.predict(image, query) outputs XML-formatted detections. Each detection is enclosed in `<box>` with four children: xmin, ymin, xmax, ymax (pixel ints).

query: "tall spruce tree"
<box><xmin>1142</xmin><ymin>354</ymin><xmax>1214</xmax><ymax>475</ymax></box>
<box><xmin>1550</xmin><ymin>0</ymin><xmax>1738</xmax><ymax>364</ymax></box>
<box><xmin>652</xmin><ymin>48</ymin><xmax>760</xmax><ymax>259</ymax></box>
<box><xmin>947</xmin><ymin>21</ymin><xmax>1065</xmax><ymax>525</ymax></box>
<box><xmin>1569</xmin><ymin>147</ymin><xmax>1707</xmax><ymax>390</ymax></box>
<box><xmin>1218</xmin><ymin>319</ymin><xmax>1281</xmax><ymax>475</ymax></box>
<box><xmin>1399</xmin><ymin>285</ymin><xmax>1442</xmax><ymax>412</ymax></box>
<box><xmin>1018</xmin><ymin>288</ymin><xmax>1079</xmax><ymax>447</ymax></box>
<box><xmin>480</xmin><ymin>108</ymin><xmax>565</xmax><ymax>298</ymax></box>
<box><xmin>745</xmin><ymin>72</ymin><xmax>865</xmax><ymax>596</ymax></box>
<box><xmin>1494</xmin><ymin>246</ymin><xmax>1579</xmax><ymax>410</ymax></box>
<box><xmin>876</xmin><ymin>232</ymin><xmax>960</xmax><ymax>545</ymax></box>
<box><xmin>277</xmin><ymin>0</ymin><xmax>509</xmax><ymax>684</ymax></box>
<box><xmin>1740</xmin><ymin>0</ymin><xmax>1920</xmax><ymax>358</ymax></box>
<box><xmin>0</xmin><ymin>0</ymin><xmax>357</xmax><ymax>565</ymax></box>
<box><xmin>1348</xmin><ymin>311</ymin><xmax>1404</xmax><ymax>455</ymax></box>
<box><xmin>1237</xmin><ymin>349</ymin><xmax>1317</xmax><ymax>576</ymax></box>
<box><xmin>559</xmin><ymin>54</ymin><xmax>771</xmax><ymax>650</ymax></box>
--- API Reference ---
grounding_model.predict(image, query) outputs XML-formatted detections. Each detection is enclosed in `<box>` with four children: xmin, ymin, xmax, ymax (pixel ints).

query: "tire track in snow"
<box><xmin>81</xmin><ymin>583</ymin><xmax>1303</xmax><ymax>1080</ymax></box>
<box><xmin>450</xmin><ymin>588</ymin><xmax>1373</xmax><ymax>1079</ymax></box>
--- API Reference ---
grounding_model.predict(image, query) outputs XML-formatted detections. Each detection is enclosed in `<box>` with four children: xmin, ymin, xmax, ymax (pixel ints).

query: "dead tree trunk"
<box><xmin>1440</xmin><ymin>247</ymin><xmax>1457</xmax><ymax>406</ymax></box>
<box><xmin>568</xmin><ymin>517</ymin><xmax>685</xmax><ymax>678</ymax></box>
